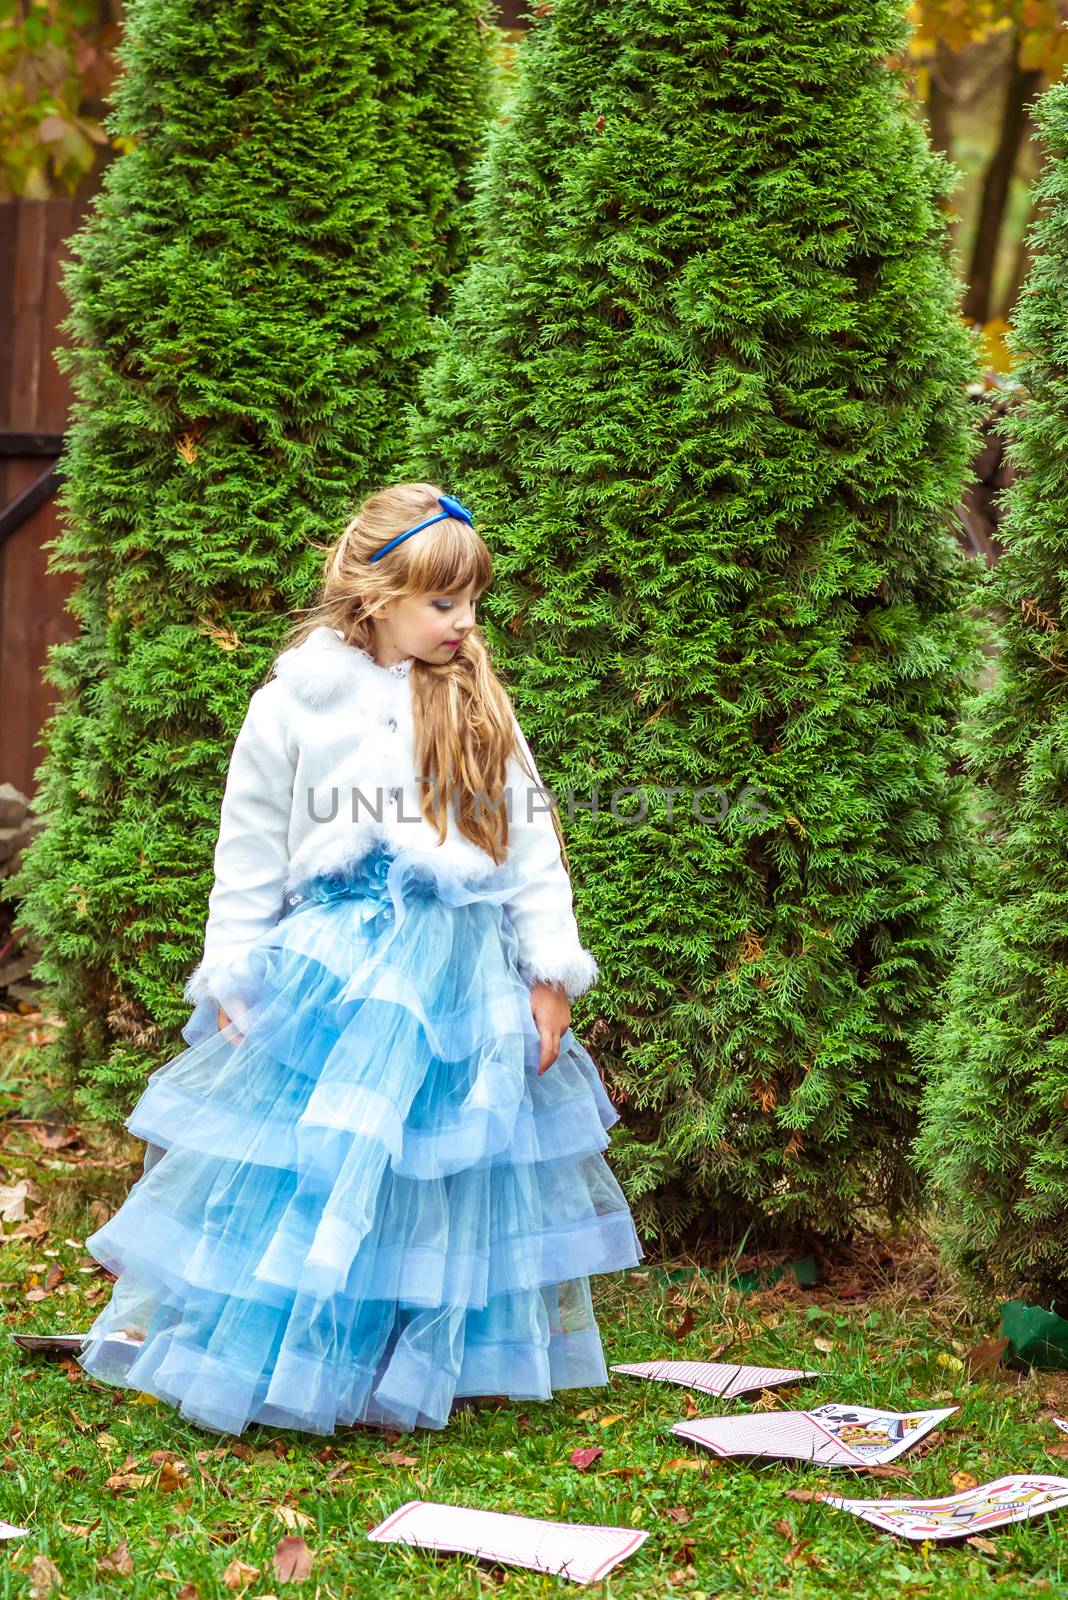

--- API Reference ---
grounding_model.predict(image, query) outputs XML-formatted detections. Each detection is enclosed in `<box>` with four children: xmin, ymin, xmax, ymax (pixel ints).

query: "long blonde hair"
<box><xmin>269</xmin><ymin>481</ymin><xmax>571</xmax><ymax>873</ymax></box>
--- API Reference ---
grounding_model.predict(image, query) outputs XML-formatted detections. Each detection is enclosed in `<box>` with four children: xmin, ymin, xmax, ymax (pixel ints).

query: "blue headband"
<box><xmin>368</xmin><ymin>493</ymin><xmax>474</xmax><ymax>563</ymax></box>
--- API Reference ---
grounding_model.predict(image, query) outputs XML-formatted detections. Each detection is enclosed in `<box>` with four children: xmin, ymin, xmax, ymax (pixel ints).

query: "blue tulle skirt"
<box><xmin>77</xmin><ymin>843</ymin><xmax>645</xmax><ymax>1436</ymax></box>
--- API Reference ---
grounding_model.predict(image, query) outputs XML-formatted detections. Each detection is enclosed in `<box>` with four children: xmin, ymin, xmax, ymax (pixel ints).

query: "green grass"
<box><xmin>2</xmin><ymin>1010</ymin><xmax>1068</xmax><ymax>1598</ymax></box>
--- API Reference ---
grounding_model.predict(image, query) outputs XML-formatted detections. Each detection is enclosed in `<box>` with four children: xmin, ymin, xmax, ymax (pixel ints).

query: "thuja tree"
<box><xmin>917</xmin><ymin>81</ymin><xmax>1068</xmax><ymax>1312</ymax></box>
<box><xmin>6</xmin><ymin>0</ymin><xmax>496</xmax><ymax>1114</ymax></box>
<box><xmin>407</xmin><ymin>0</ymin><xmax>982</xmax><ymax>1242</ymax></box>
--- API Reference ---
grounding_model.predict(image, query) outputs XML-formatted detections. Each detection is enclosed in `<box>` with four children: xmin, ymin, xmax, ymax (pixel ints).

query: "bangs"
<box><xmin>402</xmin><ymin>518</ymin><xmax>492</xmax><ymax>596</ymax></box>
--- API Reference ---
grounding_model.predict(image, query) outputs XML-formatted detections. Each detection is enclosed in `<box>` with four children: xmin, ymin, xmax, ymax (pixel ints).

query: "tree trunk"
<box><xmin>963</xmin><ymin>36</ymin><xmax>1042</xmax><ymax>325</ymax></box>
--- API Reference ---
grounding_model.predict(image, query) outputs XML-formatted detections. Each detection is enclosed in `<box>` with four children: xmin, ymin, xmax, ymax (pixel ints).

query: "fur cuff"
<box><xmin>516</xmin><ymin>946</ymin><xmax>599</xmax><ymax>1001</ymax></box>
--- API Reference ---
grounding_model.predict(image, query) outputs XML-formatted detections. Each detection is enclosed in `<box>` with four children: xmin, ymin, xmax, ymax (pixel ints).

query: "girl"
<box><xmin>77</xmin><ymin>482</ymin><xmax>645</xmax><ymax>1436</ymax></box>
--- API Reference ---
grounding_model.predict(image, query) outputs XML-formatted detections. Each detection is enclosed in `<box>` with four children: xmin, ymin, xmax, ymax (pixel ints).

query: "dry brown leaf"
<box><xmin>157</xmin><ymin>1459</ymin><xmax>191</xmax><ymax>1492</ymax></box>
<box><xmin>667</xmin><ymin>1305</ymin><xmax>697</xmax><ymax>1340</ymax></box>
<box><xmin>274</xmin><ymin>1505</ymin><xmax>315</xmax><ymax>1533</ymax></box>
<box><xmin>106</xmin><ymin>1471</ymin><xmax>150</xmax><ymax>1492</ymax></box>
<box><xmin>783</xmin><ymin>1488</ymin><xmax>827</xmax><ymax>1504</ymax></box>
<box><xmin>97</xmin><ymin>1537</ymin><xmax>134</xmax><ymax>1576</ymax></box>
<box><xmin>176</xmin><ymin>1586</ymin><xmax>200</xmax><ymax>1600</ymax></box>
<box><xmin>222</xmin><ymin>1558</ymin><xmax>260</xmax><ymax>1591</ymax></box>
<box><xmin>682</xmin><ymin>1391</ymin><xmax>700</xmax><ymax>1419</ymax></box>
<box><xmin>1046</xmin><ymin>1440</ymin><xmax>1068</xmax><ymax>1459</ymax></box>
<box><xmin>27</xmin><ymin>1122</ymin><xmax>83</xmax><ymax>1153</ymax></box>
<box><xmin>380</xmin><ymin>1450</ymin><xmax>419</xmax><ymax>1468</ymax></box>
<box><xmin>966</xmin><ymin>1535</ymin><xmax>1000</xmax><ymax>1555</ymax></box>
<box><xmin>569</xmin><ymin>1446</ymin><xmax>603</xmax><ymax>1471</ymax></box>
<box><xmin>774</xmin><ymin>1518</ymin><xmax>794</xmax><ymax>1539</ymax></box>
<box><xmin>12</xmin><ymin>1207</ymin><xmax>51</xmax><ymax>1241</ymax></box>
<box><xmin>272</xmin><ymin>1535</ymin><xmax>313</xmax><ymax>1584</ymax></box>
<box><xmin>950</xmin><ymin>1470</ymin><xmax>980</xmax><ymax>1493</ymax></box>
<box><xmin>666</xmin><ymin>1506</ymin><xmax>692</xmax><ymax>1525</ymax></box>
<box><xmin>868</xmin><ymin>1463</ymin><xmax>912</xmax><ymax>1481</ymax></box>
<box><xmin>598</xmin><ymin>1413</ymin><xmax>623</xmax><ymax>1427</ymax></box>
<box><xmin>28</xmin><ymin>1554</ymin><xmax>62</xmax><ymax>1598</ymax></box>
<box><xmin>964</xmin><ymin>1336</ymin><xmax>1010</xmax><ymax>1381</ymax></box>
<box><xmin>785</xmin><ymin>1539</ymin><xmax>821</xmax><ymax>1569</ymax></box>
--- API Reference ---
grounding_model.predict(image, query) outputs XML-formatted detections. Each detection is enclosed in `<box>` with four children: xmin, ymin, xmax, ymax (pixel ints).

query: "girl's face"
<box><xmin>367</xmin><ymin>584</ymin><xmax>482</xmax><ymax>667</ymax></box>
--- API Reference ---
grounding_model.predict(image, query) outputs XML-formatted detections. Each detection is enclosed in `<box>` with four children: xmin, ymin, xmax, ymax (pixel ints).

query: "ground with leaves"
<box><xmin>2</xmin><ymin>1007</ymin><xmax>1068</xmax><ymax>1598</ymax></box>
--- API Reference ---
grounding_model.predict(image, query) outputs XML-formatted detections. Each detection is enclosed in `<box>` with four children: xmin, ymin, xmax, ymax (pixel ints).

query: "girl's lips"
<box><xmin>443</xmin><ymin>639</ymin><xmax>461</xmax><ymax>648</ymax></box>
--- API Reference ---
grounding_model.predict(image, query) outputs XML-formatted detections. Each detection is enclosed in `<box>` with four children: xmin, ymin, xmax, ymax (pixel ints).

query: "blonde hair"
<box><xmin>269</xmin><ymin>481</ymin><xmax>571</xmax><ymax>873</ymax></box>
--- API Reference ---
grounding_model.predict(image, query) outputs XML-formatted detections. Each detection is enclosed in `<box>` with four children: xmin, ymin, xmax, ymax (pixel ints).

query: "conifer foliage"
<box><xmin>409</xmin><ymin>0</ymin><xmax>981</xmax><ymax>1240</ymax></box>
<box><xmin>6</xmin><ymin>0</ymin><xmax>495</xmax><ymax>1112</ymax></box>
<box><xmin>917</xmin><ymin>82</ymin><xmax>1068</xmax><ymax>1311</ymax></box>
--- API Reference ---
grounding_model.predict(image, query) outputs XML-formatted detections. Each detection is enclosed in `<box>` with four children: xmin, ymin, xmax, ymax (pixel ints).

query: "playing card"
<box><xmin>822</xmin><ymin>1473</ymin><xmax>1068</xmax><ymax>1540</ymax></box>
<box><xmin>609</xmin><ymin>1359</ymin><xmax>819</xmax><ymax>1399</ymax></box>
<box><xmin>367</xmin><ymin>1499</ymin><xmax>648</xmax><ymax>1584</ymax></box>
<box><xmin>671</xmin><ymin>1402</ymin><xmax>955</xmax><ymax>1466</ymax></box>
<box><xmin>11</xmin><ymin>1332</ymin><xmax>86</xmax><ymax>1355</ymax></box>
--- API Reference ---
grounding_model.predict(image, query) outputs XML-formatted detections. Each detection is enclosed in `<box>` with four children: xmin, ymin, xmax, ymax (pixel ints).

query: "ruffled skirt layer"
<box><xmin>78</xmin><ymin>844</ymin><xmax>644</xmax><ymax>1435</ymax></box>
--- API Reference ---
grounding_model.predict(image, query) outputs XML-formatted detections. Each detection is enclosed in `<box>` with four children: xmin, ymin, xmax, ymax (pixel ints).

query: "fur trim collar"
<box><xmin>271</xmin><ymin>626</ymin><xmax>413</xmax><ymax>709</ymax></box>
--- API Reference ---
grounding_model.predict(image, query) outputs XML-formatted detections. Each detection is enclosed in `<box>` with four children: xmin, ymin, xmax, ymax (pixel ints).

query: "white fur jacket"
<box><xmin>183</xmin><ymin>625</ymin><xmax>599</xmax><ymax>1010</ymax></box>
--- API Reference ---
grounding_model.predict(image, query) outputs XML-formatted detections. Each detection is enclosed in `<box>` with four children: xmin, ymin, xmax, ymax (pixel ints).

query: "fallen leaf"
<box><xmin>868</xmin><ymin>1463</ymin><xmax>912</xmax><ymax>1481</ymax></box>
<box><xmin>813</xmin><ymin>1337</ymin><xmax>833</xmax><ymax>1354</ymax></box>
<box><xmin>157</xmin><ymin>1460</ymin><xmax>191</xmax><ymax>1492</ymax></box>
<box><xmin>966</xmin><ymin>1535</ymin><xmax>1000</xmax><ymax>1555</ymax></box>
<box><xmin>598</xmin><ymin>1413</ymin><xmax>623</xmax><ymax>1427</ymax></box>
<box><xmin>683</xmin><ymin>1391</ymin><xmax>700</xmax><ymax>1419</ymax></box>
<box><xmin>222</xmin><ymin>1558</ymin><xmax>260</xmax><ymax>1591</ymax></box>
<box><xmin>106</xmin><ymin>1471</ymin><xmax>150</xmax><ymax>1492</ymax></box>
<box><xmin>569</xmin><ymin>1446</ymin><xmax>603</xmax><ymax>1471</ymax></box>
<box><xmin>964</xmin><ymin>1337</ymin><xmax>1010</xmax><ymax>1381</ymax></box>
<box><xmin>274</xmin><ymin>1505</ymin><xmax>315</xmax><ymax>1532</ymax></box>
<box><xmin>12</xmin><ymin>1207</ymin><xmax>51</xmax><ymax>1241</ymax></box>
<box><xmin>950</xmin><ymin>1470</ymin><xmax>980</xmax><ymax>1493</ymax></box>
<box><xmin>666</xmin><ymin>1506</ymin><xmax>692</xmax><ymax>1525</ymax></box>
<box><xmin>381</xmin><ymin>1450</ymin><xmax>419</xmax><ymax>1468</ymax></box>
<box><xmin>667</xmin><ymin>1306</ymin><xmax>696</xmax><ymax>1340</ymax></box>
<box><xmin>97</xmin><ymin>1537</ymin><xmax>134</xmax><ymax>1575</ymax></box>
<box><xmin>785</xmin><ymin>1539</ymin><xmax>821</xmax><ymax>1569</ymax></box>
<box><xmin>784</xmin><ymin>1489</ymin><xmax>827</xmax><ymax>1504</ymax></box>
<box><xmin>28</xmin><ymin>1554</ymin><xmax>62</xmax><ymax>1598</ymax></box>
<box><xmin>774</xmin><ymin>1518</ymin><xmax>794</xmax><ymax>1539</ymax></box>
<box><xmin>1046</xmin><ymin>1441</ymin><xmax>1068</xmax><ymax>1459</ymax></box>
<box><xmin>27</xmin><ymin>1122</ymin><xmax>83</xmax><ymax>1153</ymax></box>
<box><xmin>177</xmin><ymin>1587</ymin><xmax>199</xmax><ymax>1600</ymax></box>
<box><xmin>272</xmin><ymin>1535</ymin><xmax>313</xmax><ymax>1584</ymax></box>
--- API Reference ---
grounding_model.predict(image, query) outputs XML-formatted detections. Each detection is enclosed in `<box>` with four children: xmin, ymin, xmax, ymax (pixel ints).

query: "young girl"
<box><xmin>77</xmin><ymin>482</ymin><xmax>644</xmax><ymax>1436</ymax></box>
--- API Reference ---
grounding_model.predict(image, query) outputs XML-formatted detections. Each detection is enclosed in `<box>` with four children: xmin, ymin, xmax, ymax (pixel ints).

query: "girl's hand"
<box><xmin>216</xmin><ymin>1005</ymin><xmax>244</xmax><ymax>1046</ymax></box>
<box><xmin>530</xmin><ymin>980</ymin><xmax>570</xmax><ymax>1074</ymax></box>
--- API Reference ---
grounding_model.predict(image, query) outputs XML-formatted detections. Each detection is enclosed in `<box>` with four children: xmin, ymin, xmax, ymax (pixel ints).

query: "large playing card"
<box><xmin>671</xmin><ymin>1402</ymin><xmax>956</xmax><ymax>1466</ymax></box>
<box><xmin>610</xmin><ymin>1359</ymin><xmax>819</xmax><ymax>1398</ymax></box>
<box><xmin>367</xmin><ymin>1500</ymin><xmax>648</xmax><ymax>1584</ymax></box>
<box><xmin>822</xmin><ymin>1474</ymin><xmax>1068</xmax><ymax>1540</ymax></box>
